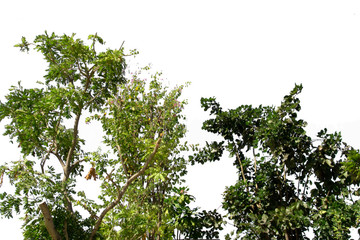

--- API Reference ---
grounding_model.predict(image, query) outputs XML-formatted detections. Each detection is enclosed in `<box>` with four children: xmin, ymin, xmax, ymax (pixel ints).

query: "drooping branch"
<box><xmin>89</xmin><ymin>137</ymin><xmax>162</xmax><ymax>240</ymax></box>
<box><xmin>39</xmin><ymin>202</ymin><xmax>62</xmax><ymax>240</ymax></box>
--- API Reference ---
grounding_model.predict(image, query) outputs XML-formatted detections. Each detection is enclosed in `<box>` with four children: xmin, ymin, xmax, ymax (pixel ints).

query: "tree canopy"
<box><xmin>192</xmin><ymin>84</ymin><xmax>360</xmax><ymax>239</ymax></box>
<box><xmin>1</xmin><ymin>32</ymin><xmax>360</xmax><ymax>240</ymax></box>
<box><xmin>0</xmin><ymin>32</ymin><xmax>223</xmax><ymax>240</ymax></box>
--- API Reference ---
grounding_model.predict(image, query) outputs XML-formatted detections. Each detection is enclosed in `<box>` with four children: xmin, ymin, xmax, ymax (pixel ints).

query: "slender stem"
<box><xmin>253</xmin><ymin>148</ymin><xmax>259</xmax><ymax>191</ymax></box>
<box><xmin>235</xmin><ymin>146</ymin><xmax>247</xmax><ymax>186</ymax></box>
<box><xmin>302</xmin><ymin>174</ymin><xmax>309</xmax><ymax>198</ymax></box>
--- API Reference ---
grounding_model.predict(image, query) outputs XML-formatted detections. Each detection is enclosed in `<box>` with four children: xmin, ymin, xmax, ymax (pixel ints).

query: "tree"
<box><xmin>95</xmin><ymin>74</ymin><xmax>223</xmax><ymax>240</ymax></box>
<box><xmin>0</xmin><ymin>32</ymin><xmax>188</xmax><ymax>239</ymax></box>
<box><xmin>192</xmin><ymin>84</ymin><xmax>360</xmax><ymax>239</ymax></box>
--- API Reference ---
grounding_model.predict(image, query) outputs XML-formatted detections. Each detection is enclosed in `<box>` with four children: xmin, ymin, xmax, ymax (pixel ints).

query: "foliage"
<box><xmin>192</xmin><ymin>84</ymin><xmax>360</xmax><ymax>239</ymax></box>
<box><xmin>92</xmin><ymin>73</ymin><xmax>223</xmax><ymax>239</ymax></box>
<box><xmin>1</xmin><ymin>31</ymin><xmax>127</xmax><ymax>240</ymax></box>
<box><xmin>167</xmin><ymin>187</ymin><xmax>224</xmax><ymax>240</ymax></box>
<box><xmin>0</xmin><ymin>32</ymin><xmax>210</xmax><ymax>240</ymax></box>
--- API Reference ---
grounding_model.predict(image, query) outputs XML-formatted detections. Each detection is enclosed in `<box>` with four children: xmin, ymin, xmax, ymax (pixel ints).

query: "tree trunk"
<box><xmin>39</xmin><ymin>202</ymin><xmax>62</xmax><ymax>240</ymax></box>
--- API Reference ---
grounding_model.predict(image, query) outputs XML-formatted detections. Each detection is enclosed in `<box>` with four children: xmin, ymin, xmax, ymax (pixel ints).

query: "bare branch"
<box><xmin>88</xmin><ymin>65</ymin><xmax>100</xmax><ymax>78</ymax></box>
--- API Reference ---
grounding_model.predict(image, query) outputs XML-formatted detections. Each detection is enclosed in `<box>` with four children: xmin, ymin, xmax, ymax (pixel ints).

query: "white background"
<box><xmin>1</xmin><ymin>0</ymin><xmax>360</xmax><ymax>238</ymax></box>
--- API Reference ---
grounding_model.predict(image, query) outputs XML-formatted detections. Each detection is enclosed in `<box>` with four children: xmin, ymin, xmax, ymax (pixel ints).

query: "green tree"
<box><xmin>0</xmin><ymin>32</ymin><xmax>188</xmax><ymax>239</ymax></box>
<box><xmin>192</xmin><ymin>84</ymin><xmax>360</xmax><ymax>239</ymax></box>
<box><xmin>96</xmin><ymin>75</ymin><xmax>223</xmax><ymax>239</ymax></box>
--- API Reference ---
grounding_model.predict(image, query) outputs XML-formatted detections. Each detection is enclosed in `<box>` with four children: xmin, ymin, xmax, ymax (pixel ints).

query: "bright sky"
<box><xmin>1</xmin><ymin>0</ymin><xmax>360</xmax><ymax>239</ymax></box>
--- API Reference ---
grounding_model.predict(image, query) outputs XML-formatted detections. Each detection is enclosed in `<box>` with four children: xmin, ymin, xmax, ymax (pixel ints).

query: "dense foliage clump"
<box><xmin>193</xmin><ymin>84</ymin><xmax>360</xmax><ymax>239</ymax></box>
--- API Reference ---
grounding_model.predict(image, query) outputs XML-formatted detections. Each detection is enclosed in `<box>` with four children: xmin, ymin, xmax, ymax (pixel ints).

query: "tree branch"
<box><xmin>64</xmin><ymin>221</ymin><xmax>69</xmax><ymax>240</ymax></box>
<box><xmin>89</xmin><ymin>137</ymin><xmax>162</xmax><ymax>240</ymax></box>
<box><xmin>84</xmin><ymin>87</ymin><xmax>106</xmax><ymax>108</ymax></box>
<box><xmin>62</xmin><ymin>111</ymin><xmax>82</xmax><ymax>213</ymax></box>
<box><xmin>46</xmin><ymin>52</ymin><xmax>74</xmax><ymax>85</ymax></box>
<box><xmin>52</xmin><ymin>108</ymin><xmax>65</xmax><ymax>168</ymax></box>
<box><xmin>105</xmin><ymin>169</ymin><xmax>120</xmax><ymax>192</ymax></box>
<box><xmin>253</xmin><ymin>148</ymin><xmax>259</xmax><ymax>191</ymax></box>
<box><xmin>78</xmin><ymin>201</ymin><xmax>99</xmax><ymax>220</ymax></box>
<box><xmin>116</xmin><ymin>142</ymin><xmax>129</xmax><ymax>178</ymax></box>
<box><xmin>65</xmin><ymin>112</ymin><xmax>81</xmax><ymax>176</ymax></box>
<box><xmin>69</xmin><ymin>158</ymin><xmax>86</xmax><ymax>173</ymax></box>
<box><xmin>235</xmin><ymin>145</ymin><xmax>248</xmax><ymax>189</ymax></box>
<box><xmin>39</xmin><ymin>202</ymin><xmax>62</xmax><ymax>240</ymax></box>
<box><xmin>41</xmin><ymin>149</ymin><xmax>51</xmax><ymax>174</ymax></box>
<box><xmin>52</xmin><ymin>150</ymin><xmax>65</xmax><ymax>168</ymax></box>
